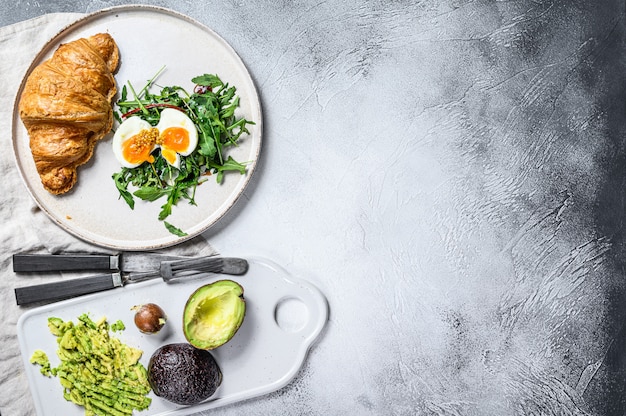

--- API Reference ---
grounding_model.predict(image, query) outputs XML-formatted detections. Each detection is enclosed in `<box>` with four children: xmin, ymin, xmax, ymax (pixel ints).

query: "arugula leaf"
<box><xmin>158</xmin><ymin>201</ymin><xmax>172</xmax><ymax>221</ymax></box>
<box><xmin>191</xmin><ymin>74</ymin><xmax>223</xmax><ymax>89</ymax></box>
<box><xmin>209</xmin><ymin>156</ymin><xmax>247</xmax><ymax>174</ymax></box>
<box><xmin>133</xmin><ymin>186</ymin><xmax>167</xmax><ymax>202</ymax></box>
<box><xmin>164</xmin><ymin>221</ymin><xmax>187</xmax><ymax>237</ymax></box>
<box><xmin>112</xmin><ymin>171</ymin><xmax>135</xmax><ymax>209</ymax></box>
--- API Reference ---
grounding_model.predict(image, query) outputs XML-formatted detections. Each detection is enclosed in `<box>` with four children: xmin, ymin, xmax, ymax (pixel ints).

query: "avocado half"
<box><xmin>183</xmin><ymin>280</ymin><xmax>246</xmax><ymax>350</ymax></box>
<box><xmin>148</xmin><ymin>343</ymin><xmax>222</xmax><ymax>405</ymax></box>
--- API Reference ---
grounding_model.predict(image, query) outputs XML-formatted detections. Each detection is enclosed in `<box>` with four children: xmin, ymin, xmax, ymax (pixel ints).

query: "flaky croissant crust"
<box><xmin>19</xmin><ymin>33</ymin><xmax>119</xmax><ymax>195</ymax></box>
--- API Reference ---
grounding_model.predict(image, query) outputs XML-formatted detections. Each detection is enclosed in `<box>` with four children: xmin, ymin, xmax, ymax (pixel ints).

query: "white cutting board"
<box><xmin>17</xmin><ymin>256</ymin><xmax>328</xmax><ymax>416</ymax></box>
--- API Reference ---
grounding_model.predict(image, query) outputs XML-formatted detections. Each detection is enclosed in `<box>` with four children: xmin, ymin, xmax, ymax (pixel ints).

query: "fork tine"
<box><xmin>168</xmin><ymin>269</ymin><xmax>208</xmax><ymax>280</ymax></box>
<box><xmin>170</xmin><ymin>256</ymin><xmax>223</xmax><ymax>271</ymax></box>
<box><xmin>160</xmin><ymin>265</ymin><xmax>207</xmax><ymax>282</ymax></box>
<box><xmin>160</xmin><ymin>257</ymin><xmax>225</xmax><ymax>281</ymax></box>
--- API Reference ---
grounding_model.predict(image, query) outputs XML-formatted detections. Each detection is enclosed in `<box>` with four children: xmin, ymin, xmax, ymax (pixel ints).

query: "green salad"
<box><xmin>112</xmin><ymin>68</ymin><xmax>255</xmax><ymax>236</ymax></box>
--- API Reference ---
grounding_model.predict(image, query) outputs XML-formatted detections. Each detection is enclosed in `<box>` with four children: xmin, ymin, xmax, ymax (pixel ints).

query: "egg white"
<box><xmin>156</xmin><ymin>108</ymin><xmax>198</xmax><ymax>169</ymax></box>
<box><xmin>112</xmin><ymin>117</ymin><xmax>154</xmax><ymax>168</ymax></box>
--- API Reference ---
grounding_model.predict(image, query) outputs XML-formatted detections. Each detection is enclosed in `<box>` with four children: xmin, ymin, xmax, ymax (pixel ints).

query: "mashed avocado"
<box><xmin>29</xmin><ymin>349</ymin><xmax>51</xmax><ymax>376</ymax></box>
<box><xmin>30</xmin><ymin>313</ymin><xmax>151</xmax><ymax>415</ymax></box>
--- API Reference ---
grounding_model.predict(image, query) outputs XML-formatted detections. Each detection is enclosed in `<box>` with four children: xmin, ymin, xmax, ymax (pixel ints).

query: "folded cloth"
<box><xmin>0</xmin><ymin>13</ymin><xmax>216</xmax><ymax>416</ymax></box>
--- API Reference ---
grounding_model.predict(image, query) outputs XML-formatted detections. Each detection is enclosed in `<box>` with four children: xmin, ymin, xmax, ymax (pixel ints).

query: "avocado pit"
<box><xmin>132</xmin><ymin>303</ymin><xmax>167</xmax><ymax>334</ymax></box>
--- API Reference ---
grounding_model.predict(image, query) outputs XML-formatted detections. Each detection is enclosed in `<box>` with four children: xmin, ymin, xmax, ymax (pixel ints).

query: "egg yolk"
<box><xmin>159</xmin><ymin>127</ymin><xmax>190</xmax><ymax>152</ymax></box>
<box><xmin>122</xmin><ymin>128</ymin><xmax>158</xmax><ymax>165</ymax></box>
<box><xmin>158</xmin><ymin>127</ymin><xmax>190</xmax><ymax>165</ymax></box>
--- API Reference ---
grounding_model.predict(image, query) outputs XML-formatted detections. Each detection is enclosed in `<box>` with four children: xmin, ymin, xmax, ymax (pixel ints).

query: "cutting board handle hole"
<box><xmin>274</xmin><ymin>297</ymin><xmax>309</xmax><ymax>333</ymax></box>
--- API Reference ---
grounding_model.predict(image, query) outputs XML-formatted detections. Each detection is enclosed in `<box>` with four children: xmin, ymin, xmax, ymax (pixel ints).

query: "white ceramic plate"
<box><xmin>17</xmin><ymin>256</ymin><xmax>328</xmax><ymax>416</ymax></box>
<box><xmin>12</xmin><ymin>5</ymin><xmax>262</xmax><ymax>251</ymax></box>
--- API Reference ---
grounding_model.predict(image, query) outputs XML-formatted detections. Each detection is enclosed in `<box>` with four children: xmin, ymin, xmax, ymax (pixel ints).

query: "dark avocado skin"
<box><xmin>148</xmin><ymin>343</ymin><xmax>222</xmax><ymax>405</ymax></box>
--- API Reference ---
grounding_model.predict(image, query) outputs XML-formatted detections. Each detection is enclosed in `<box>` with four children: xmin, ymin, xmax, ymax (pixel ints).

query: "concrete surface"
<box><xmin>3</xmin><ymin>1</ymin><xmax>626</xmax><ymax>415</ymax></box>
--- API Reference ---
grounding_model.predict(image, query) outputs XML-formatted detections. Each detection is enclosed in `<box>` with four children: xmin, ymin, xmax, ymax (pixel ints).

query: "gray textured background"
<box><xmin>4</xmin><ymin>0</ymin><xmax>626</xmax><ymax>415</ymax></box>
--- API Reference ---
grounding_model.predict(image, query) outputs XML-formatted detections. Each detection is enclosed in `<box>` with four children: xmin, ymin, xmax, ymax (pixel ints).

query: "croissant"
<box><xmin>18</xmin><ymin>33</ymin><xmax>120</xmax><ymax>195</ymax></box>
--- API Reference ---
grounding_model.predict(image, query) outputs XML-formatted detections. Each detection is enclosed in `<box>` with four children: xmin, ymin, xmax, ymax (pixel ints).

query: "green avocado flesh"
<box><xmin>183</xmin><ymin>280</ymin><xmax>246</xmax><ymax>350</ymax></box>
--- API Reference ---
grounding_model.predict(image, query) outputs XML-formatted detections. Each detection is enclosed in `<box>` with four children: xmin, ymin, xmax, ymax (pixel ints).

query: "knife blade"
<box><xmin>14</xmin><ymin>256</ymin><xmax>248</xmax><ymax>306</ymax></box>
<box><xmin>12</xmin><ymin>252</ymin><xmax>196</xmax><ymax>273</ymax></box>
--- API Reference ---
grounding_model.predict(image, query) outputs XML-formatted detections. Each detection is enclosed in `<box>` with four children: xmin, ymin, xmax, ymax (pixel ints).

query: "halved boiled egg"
<box><xmin>112</xmin><ymin>108</ymin><xmax>198</xmax><ymax>169</ymax></box>
<box><xmin>112</xmin><ymin>117</ymin><xmax>156</xmax><ymax>168</ymax></box>
<box><xmin>155</xmin><ymin>108</ymin><xmax>198</xmax><ymax>169</ymax></box>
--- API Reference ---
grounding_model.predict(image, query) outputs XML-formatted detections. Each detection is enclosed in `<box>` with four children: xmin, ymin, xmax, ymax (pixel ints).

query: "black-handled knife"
<box><xmin>13</xmin><ymin>253</ymin><xmax>118</xmax><ymax>272</ymax></box>
<box><xmin>12</xmin><ymin>252</ymin><xmax>198</xmax><ymax>273</ymax></box>
<box><xmin>14</xmin><ymin>257</ymin><xmax>249</xmax><ymax>306</ymax></box>
<box><xmin>15</xmin><ymin>273</ymin><xmax>124</xmax><ymax>305</ymax></box>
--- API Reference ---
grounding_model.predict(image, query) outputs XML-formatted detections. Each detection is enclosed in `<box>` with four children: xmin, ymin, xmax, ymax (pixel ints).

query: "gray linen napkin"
<box><xmin>0</xmin><ymin>13</ymin><xmax>217</xmax><ymax>416</ymax></box>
